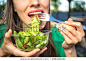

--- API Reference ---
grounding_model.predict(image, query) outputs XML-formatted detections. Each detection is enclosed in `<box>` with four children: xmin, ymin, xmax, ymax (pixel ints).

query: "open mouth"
<box><xmin>28</xmin><ymin>9</ymin><xmax>44</xmax><ymax>18</ymax></box>
<box><xmin>27</xmin><ymin>9</ymin><xmax>44</xmax><ymax>27</ymax></box>
<box><xmin>28</xmin><ymin>12</ymin><xmax>42</xmax><ymax>18</ymax></box>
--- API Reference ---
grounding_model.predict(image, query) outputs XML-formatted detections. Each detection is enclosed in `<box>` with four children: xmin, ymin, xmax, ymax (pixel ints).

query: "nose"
<box><xmin>30</xmin><ymin>0</ymin><xmax>40</xmax><ymax>8</ymax></box>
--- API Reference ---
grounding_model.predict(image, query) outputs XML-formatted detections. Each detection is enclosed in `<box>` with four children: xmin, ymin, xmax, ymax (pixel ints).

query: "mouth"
<box><xmin>28</xmin><ymin>9</ymin><xmax>44</xmax><ymax>18</ymax></box>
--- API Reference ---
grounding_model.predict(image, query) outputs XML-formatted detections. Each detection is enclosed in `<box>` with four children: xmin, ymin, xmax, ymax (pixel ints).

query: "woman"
<box><xmin>0</xmin><ymin>0</ymin><xmax>85</xmax><ymax>57</ymax></box>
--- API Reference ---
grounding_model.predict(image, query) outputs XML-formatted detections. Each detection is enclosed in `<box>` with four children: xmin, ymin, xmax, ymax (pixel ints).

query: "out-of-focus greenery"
<box><xmin>51</xmin><ymin>0</ymin><xmax>61</xmax><ymax>12</ymax></box>
<box><xmin>0</xmin><ymin>4</ymin><xmax>5</xmax><ymax>11</ymax></box>
<box><xmin>0</xmin><ymin>3</ymin><xmax>6</xmax><ymax>21</ymax></box>
<box><xmin>71</xmin><ymin>1</ymin><xmax>86</xmax><ymax>12</ymax></box>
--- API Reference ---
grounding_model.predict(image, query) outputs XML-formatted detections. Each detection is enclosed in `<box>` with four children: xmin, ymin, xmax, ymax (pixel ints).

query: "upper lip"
<box><xmin>28</xmin><ymin>9</ymin><xmax>44</xmax><ymax>15</ymax></box>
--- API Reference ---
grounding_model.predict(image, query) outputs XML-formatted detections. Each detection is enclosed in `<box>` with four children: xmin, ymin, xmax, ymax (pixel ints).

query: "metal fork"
<box><xmin>38</xmin><ymin>13</ymin><xmax>86</xmax><ymax>30</ymax></box>
<box><xmin>30</xmin><ymin>13</ymin><xmax>86</xmax><ymax>30</ymax></box>
<box><xmin>38</xmin><ymin>13</ymin><xmax>64</xmax><ymax>23</ymax></box>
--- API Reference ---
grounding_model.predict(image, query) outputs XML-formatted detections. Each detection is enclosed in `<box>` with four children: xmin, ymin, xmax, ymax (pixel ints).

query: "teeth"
<box><xmin>29</xmin><ymin>12</ymin><xmax>42</xmax><ymax>15</ymax></box>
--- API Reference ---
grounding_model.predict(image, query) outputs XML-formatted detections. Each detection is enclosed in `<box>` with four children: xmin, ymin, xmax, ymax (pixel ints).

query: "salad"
<box><xmin>14</xmin><ymin>14</ymin><xmax>49</xmax><ymax>51</ymax></box>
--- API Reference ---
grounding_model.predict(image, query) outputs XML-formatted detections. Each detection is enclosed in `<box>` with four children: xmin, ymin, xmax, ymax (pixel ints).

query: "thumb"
<box><xmin>65</xmin><ymin>18</ymin><xmax>73</xmax><ymax>24</ymax></box>
<box><xmin>68</xmin><ymin>18</ymin><xmax>73</xmax><ymax>22</ymax></box>
<box><xmin>65</xmin><ymin>18</ymin><xmax>75</xmax><ymax>29</ymax></box>
<box><xmin>5</xmin><ymin>29</ymin><xmax>12</xmax><ymax>39</ymax></box>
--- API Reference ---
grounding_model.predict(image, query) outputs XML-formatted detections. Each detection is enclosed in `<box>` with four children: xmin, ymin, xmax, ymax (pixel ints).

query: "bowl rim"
<box><xmin>11</xmin><ymin>30</ymin><xmax>52</xmax><ymax>37</ymax></box>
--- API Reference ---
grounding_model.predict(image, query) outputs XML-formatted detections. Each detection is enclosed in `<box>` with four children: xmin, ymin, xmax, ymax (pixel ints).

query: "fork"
<box><xmin>30</xmin><ymin>13</ymin><xmax>86</xmax><ymax>30</ymax></box>
<box><xmin>38</xmin><ymin>13</ymin><xmax>64</xmax><ymax>23</ymax></box>
<box><xmin>38</xmin><ymin>13</ymin><xmax>86</xmax><ymax>30</ymax></box>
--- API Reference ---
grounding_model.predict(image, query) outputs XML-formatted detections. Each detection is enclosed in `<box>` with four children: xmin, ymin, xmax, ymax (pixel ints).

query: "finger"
<box><xmin>35</xmin><ymin>47</ymin><xmax>47</xmax><ymax>57</ymax></box>
<box><xmin>5</xmin><ymin>29</ymin><xmax>12</xmax><ymax>39</ymax></box>
<box><xmin>65</xmin><ymin>21</ymin><xmax>85</xmax><ymax>37</ymax></box>
<box><xmin>63</xmin><ymin>25</ymin><xmax>77</xmax><ymax>37</ymax></box>
<box><xmin>58</xmin><ymin>27</ymin><xmax>80</xmax><ymax>43</ymax></box>
<box><xmin>56</xmin><ymin>23</ymin><xmax>77</xmax><ymax>37</ymax></box>
<box><xmin>67</xmin><ymin>18</ymin><xmax>75</xmax><ymax>30</ymax></box>
<box><xmin>65</xmin><ymin>18</ymin><xmax>73</xmax><ymax>26</ymax></box>
<box><xmin>14</xmin><ymin>49</ymin><xmax>40</xmax><ymax>57</ymax></box>
<box><xmin>65</xmin><ymin>21</ymin><xmax>83</xmax><ymax>32</ymax></box>
<box><xmin>66</xmin><ymin>18</ymin><xmax>77</xmax><ymax>36</ymax></box>
<box><xmin>60</xmin><ymin>23</ymin><xmax>84</xmax><ymax>42</ymax></box>
<box><xmin>6</xmin><ymin>44</ymin><xmax>40</xmax><ymax>57</ymax></box>
<box><xmin>4</xmin><ymin>29</ymin><xmax>12</xmax><ymax>43</ymax></box>
<box><xmin>68</xmin><ymin>18</ymin><xmax>73</xmax><ymax>22</ymax></box>
<box><xmin>59</xmin><ymin>30</ymin><xmax>78</xmax><ymax>45</ymax></box>
<box><xmin>60</xmin><ymin>31</ymin><xmax>72</xmax><ymax>45</ymax></box>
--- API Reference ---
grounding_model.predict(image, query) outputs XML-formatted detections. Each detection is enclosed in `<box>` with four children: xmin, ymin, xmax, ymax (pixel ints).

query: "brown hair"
<box><xmin>0</xmin><ymin>0</ymin><xmax>57</xmax><ymax>57</ymax></box>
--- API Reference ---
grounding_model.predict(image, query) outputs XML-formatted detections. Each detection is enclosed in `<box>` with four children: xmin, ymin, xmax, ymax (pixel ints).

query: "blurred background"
<box><xmin>50</xmin><ymin>0</ymin><xmax>86</xmax><ymax>57</ymax></box>
<box><xmin>0</xmin><ymin>0</ymin><xmax>86</xmax><ymax>57</ymax></box>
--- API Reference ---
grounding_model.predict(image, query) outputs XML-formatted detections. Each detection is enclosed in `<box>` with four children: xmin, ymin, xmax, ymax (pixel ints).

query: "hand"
<box><xmin>0</xmin><ymin>29</ymin><xmax>45</xmax><ymax>57</ymax></box>
<box><xmin>56</xmin><ymin>18</ymin><xmax>85</xmax><ymax>49</ymax></box>
<box><xmin>31</xmin><ymin>47</ymin><xmax>47</xmax><ymax>57</ymax></box>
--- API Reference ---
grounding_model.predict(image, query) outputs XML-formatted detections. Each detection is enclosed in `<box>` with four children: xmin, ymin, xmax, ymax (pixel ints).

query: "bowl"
<box><xmin>11</xmin><ymin>30</ymin><xmax>51</xmax><ymax>51</ymax></box>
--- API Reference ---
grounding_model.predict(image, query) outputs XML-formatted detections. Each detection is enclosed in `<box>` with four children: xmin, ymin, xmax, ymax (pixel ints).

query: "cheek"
<box><xmin>13</xmin><ymin>0</ymin><xmax>31</xmax><ymax>24</ymax></box>
<box><xmin>13</xmin><ymin>1</ymin><xmax>29</xmax><ymax>12</ymax></box>
<box><xmin>40</xmin><ymin>0</ymin><xmax>50</xmax><ymax>7</ymax></box>
<box><xmin>40</xmin><ymin>0</ymin><xmax>50</xmax><ymax>9</ymax></box>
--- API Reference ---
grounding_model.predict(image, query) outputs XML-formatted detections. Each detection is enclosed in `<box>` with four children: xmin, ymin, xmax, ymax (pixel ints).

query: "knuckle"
<box><xmin>77</xmin><ymin>37</ymin><xmax>82</xmax><ymax>42</ymax></box>
<box><xmin>78</xmin><ymin>38</ymin><xmax>82</xmax><ymax>42</ymax></box>
<box><xmin>75</xmin><ymin>41</ymin><xmax>78</xmax><ymax>44</ymax></box>
<box><xmin>83</xmin><ymin>32</ymin><xmax>85</xmax><ymax>37</ymax></box>
<box><xmin>74</xmin><ymin>39</ymin><xmax>78</xmax><ymax>44</ymax></box>
<box><xmin>67</xmin><ymin>41</ymin><xmax>72</xmax><ymax>44</ymax></box>
<box><xmin>77</xmin><ymin>34</ymin><xmax>84</xmax><ymax>42</ymax></box>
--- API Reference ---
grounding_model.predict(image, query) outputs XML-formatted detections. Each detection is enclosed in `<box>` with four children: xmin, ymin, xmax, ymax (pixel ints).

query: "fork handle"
<box><xmin>54</xmin><ymin>19</ymin><xmax>86</xmax><ymax>30</ymax></box>
<box><xmin>50</xmin><ymin>16</ymin><xmax>86</xmax><ymax>30</ymax></box>
<box><xmin>53</xmin><ymin>19</ymin><xmax>64</xmax><ymax>23</ymax></box>
<box><xmin>50</xmin><ymin>15</ymin><xmax>64</xmax><ymax>23</ymax></box>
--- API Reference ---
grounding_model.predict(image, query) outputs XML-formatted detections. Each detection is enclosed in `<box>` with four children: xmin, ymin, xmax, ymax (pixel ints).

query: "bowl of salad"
<box><xmin>12</xmin><ymin>14</ymin><xmax>51</xmax><ymax>51</ymax></box>
<box><xmin>12</xmin><ymin>30</ymin><xmax>51</xmax><ymax>51</ymax></box>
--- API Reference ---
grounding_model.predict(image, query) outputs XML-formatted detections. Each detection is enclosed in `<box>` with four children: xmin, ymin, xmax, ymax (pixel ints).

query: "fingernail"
<box><xmin>9</xmin><ymin>29</ymin><xmax>11</xmax><ymax>32</ymax></box>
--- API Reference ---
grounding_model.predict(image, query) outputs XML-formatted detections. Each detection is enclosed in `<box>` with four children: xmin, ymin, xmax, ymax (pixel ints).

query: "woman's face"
<box><xmin>13</xmin><ymin>0</ymin><xmax>50</xmax><ymax>29</ymax></box>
